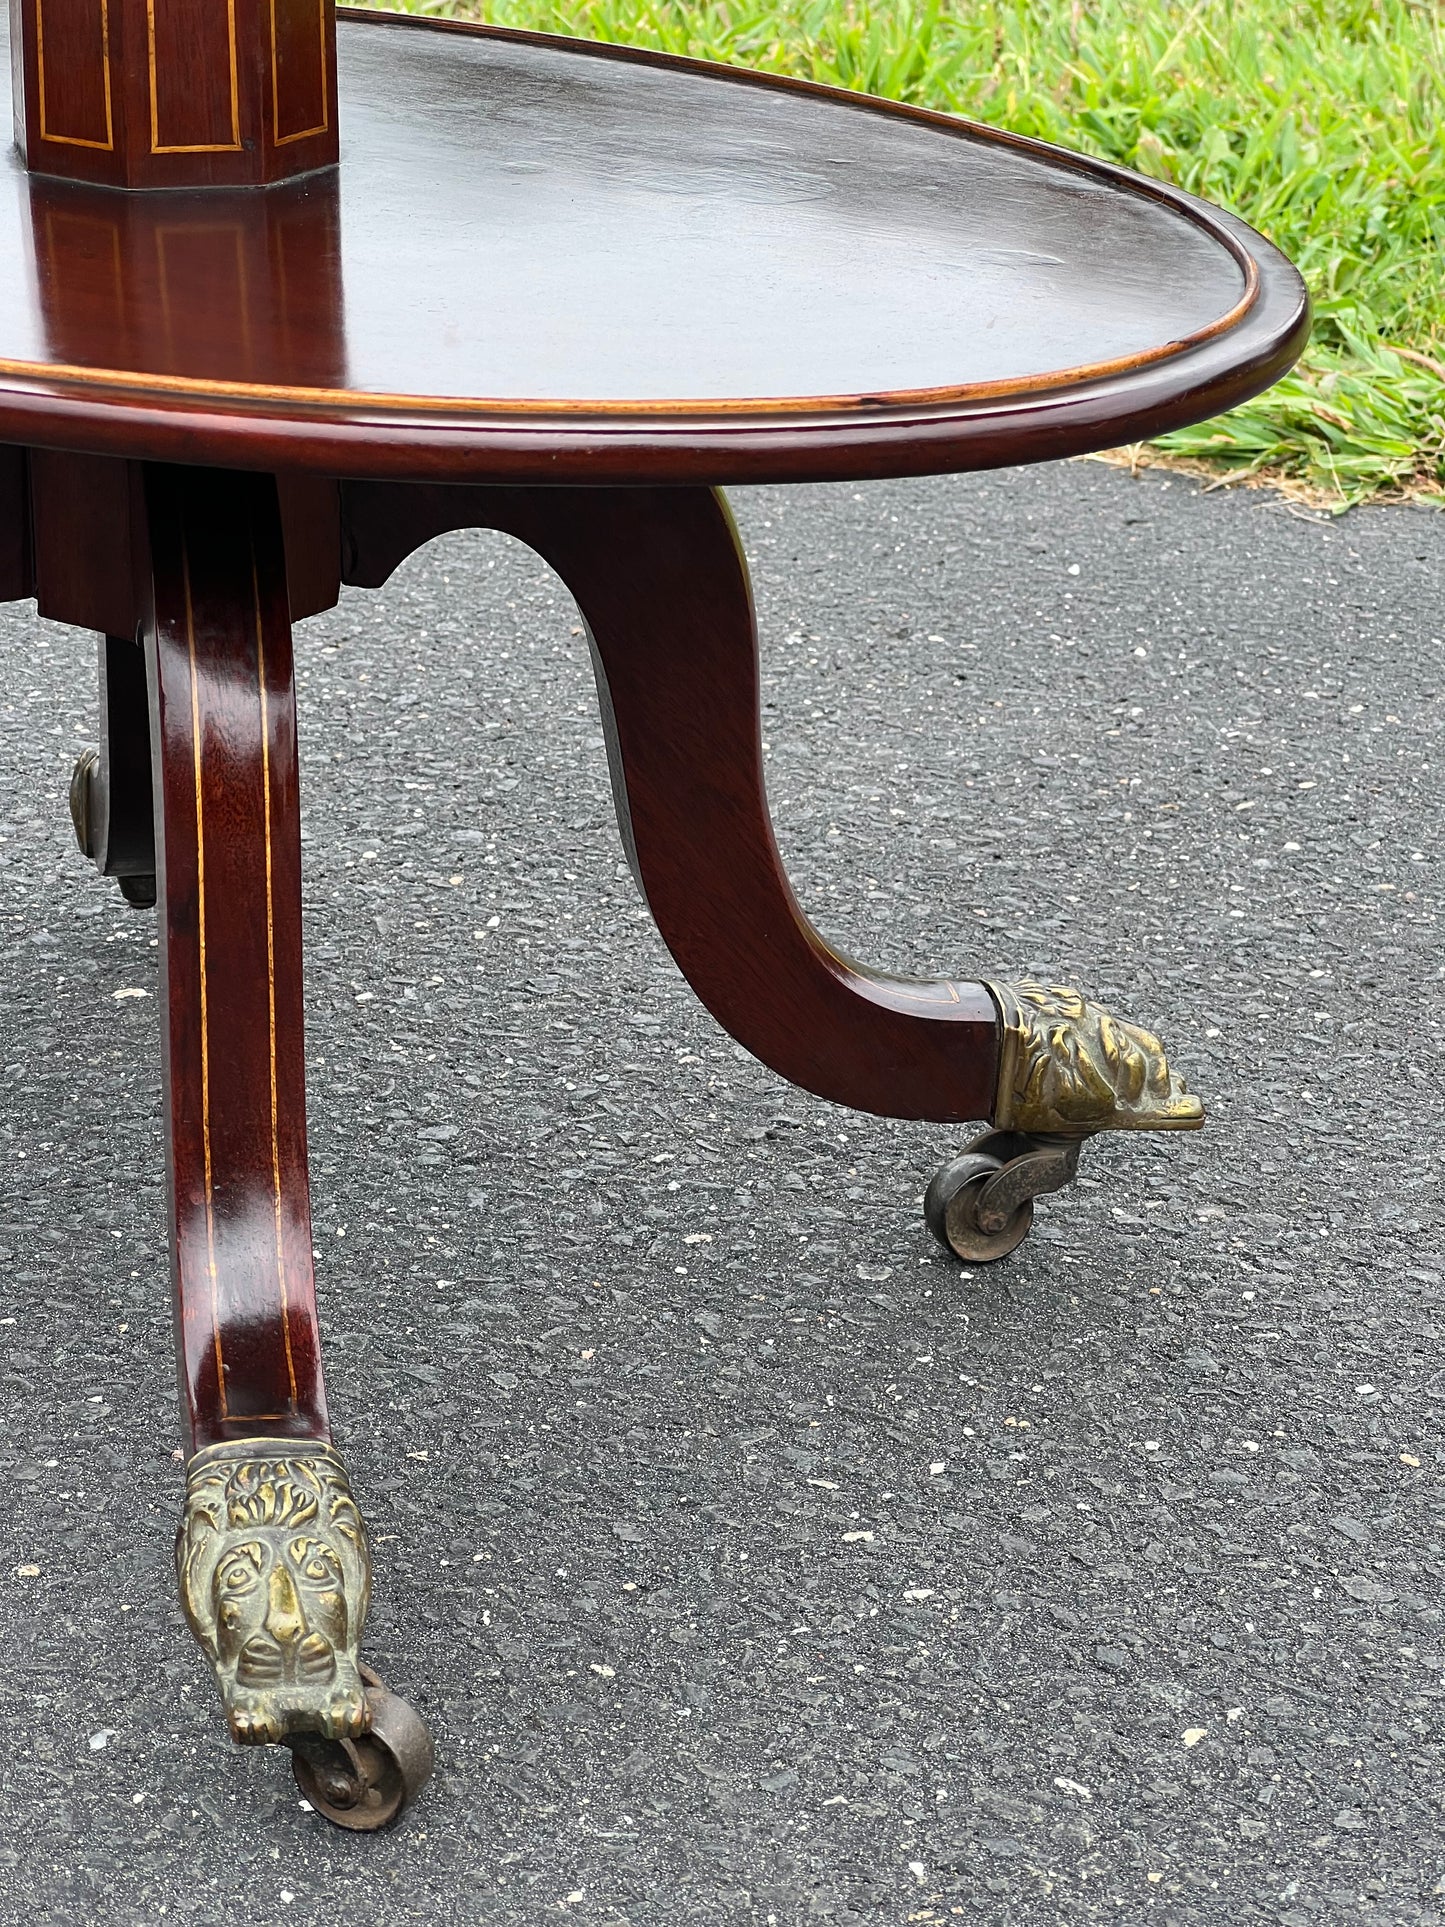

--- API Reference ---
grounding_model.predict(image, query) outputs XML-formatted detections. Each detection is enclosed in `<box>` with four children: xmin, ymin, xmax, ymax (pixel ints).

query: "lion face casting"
<box><xmin>177</xmin><ymin>1441</ymin><xmax>372</xmax><ymax>1746</ymax></box>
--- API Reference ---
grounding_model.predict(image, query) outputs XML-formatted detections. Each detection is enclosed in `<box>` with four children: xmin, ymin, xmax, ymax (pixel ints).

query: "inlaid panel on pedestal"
<box><xmin>8</xmin><ymin>0</ymin><xmax>337</xmax><ymax>187</ymax></box>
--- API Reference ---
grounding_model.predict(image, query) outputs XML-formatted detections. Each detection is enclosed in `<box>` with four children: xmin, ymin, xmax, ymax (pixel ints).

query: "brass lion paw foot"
<box><xmin>925</xmin><ymin>983</ymin><xmax>1205</xmax><ymax>1263</ymax></box>
<box><xmin>177</xmin><ymin>1439</ymin><xmax>433</xmax><ymax>1829</ymax></box>
<box><xmin>989</xmin><ymin>981</ymin><xmax>1205</xmax><ymax>1136</ymax></box>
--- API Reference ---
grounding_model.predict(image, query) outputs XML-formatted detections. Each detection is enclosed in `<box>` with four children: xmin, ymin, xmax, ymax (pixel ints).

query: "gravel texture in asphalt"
<box><xmin>0</xmin><ymin>462</ymin><xmax>1440</xmax><ymax>1927</ymax></box>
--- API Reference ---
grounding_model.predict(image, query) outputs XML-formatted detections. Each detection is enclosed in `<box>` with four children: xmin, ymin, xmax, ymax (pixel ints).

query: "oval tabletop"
<box><xmin>0</xmin><ymin>8</ymin><xmax>1309</xmax><ymax>483</ymax></box>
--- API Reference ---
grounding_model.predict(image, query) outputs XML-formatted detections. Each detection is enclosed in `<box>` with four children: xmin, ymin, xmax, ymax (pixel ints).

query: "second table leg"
<box><xmin>142</xmin><ymin>466</ymin><xmax>426</xmax><ymax>1804</ymax></box>
<box><xmin>342</xmin><ymin>479</ymin><xmax>1206</xmax><ymax>1173</ymax></box>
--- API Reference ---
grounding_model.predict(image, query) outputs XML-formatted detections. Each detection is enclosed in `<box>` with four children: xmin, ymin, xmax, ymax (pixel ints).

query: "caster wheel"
<box><xmin>923</xmin><ymin>1151</ymin><xmax>1033</xmax><ymax>1263</ymax></box>
<box><xmin>70</xmin><ymin>747</ymin><xmax>155</xmax><ymax>908</ymax></box>
<box><xmin>70</xmin><ymin>748</ymin><xmax>99</xmax><ymax>859</ymax></box>
<box><xmin>289</xmin><ymin>1666</ymin><xmax>435</xmax><ymax>1831</ymax></box>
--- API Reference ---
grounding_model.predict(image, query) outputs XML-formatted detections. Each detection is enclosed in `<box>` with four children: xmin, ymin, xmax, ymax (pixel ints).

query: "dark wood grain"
<box><xmin>28</xmin><ymin>448</ymin><xmax>340</xmax><ymax>631</ymax></box>
<box><xmin>23</xmin><ymin>170</ymin><xmax>349</xmax><ymax>390</ymax></box>
<box><xmin>343</xmin><ymin>481</ymin><xmax>1002</xmax><ymax>1122</ymax></box>
<box><xmin>29</xmin><ymin>446</ymin><xmax>141</xmax><ymax>634</ymax></box>
<box><xmin>275</xmin><ymin>471</ymin><xmax>341</xmax><ymax>623</ymax></box>
<box><xmin>146</xmin><ymin>463</ymin><xmax>330</xmax><ymax>1453</ymax></box>
<box><xmin>9</xmin><ymin>0</ymin><xmax>338</xmax><ymax>189</ymax></box>
<box><xmin>0</xmin><ymin>8</ymin><xmax>1307</xmax><ymax>483</ymax></box>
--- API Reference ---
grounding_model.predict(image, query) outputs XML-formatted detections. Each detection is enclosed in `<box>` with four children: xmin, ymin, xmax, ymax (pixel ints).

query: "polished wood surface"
<box><xmin>146</xmin><ymin>464</ymin><xmax>330</xmax><ymax>1453</ymax></box>
<box><xmin>29</xmin><ymin>444</ymin><xmax>141</xmax><ymax>633</ymax></box>
<box><xmin>344</xmin><ymin>481</ymin><xmax>1001</xmax><ymax>1121</ymax></box>
<box><xmin>0</xmin><ymin>7</ymin><xmax>1308</xmax><ymax>482</ymax></box>
<box><xmin>27</xmin><ymin>448</ymin><xmax>340</xmax><ymax>633</ymax></box>
<box><xmin>9</xmin><ymin>0</ymin><xmax>338</xmax><ymax>188</ymax></box>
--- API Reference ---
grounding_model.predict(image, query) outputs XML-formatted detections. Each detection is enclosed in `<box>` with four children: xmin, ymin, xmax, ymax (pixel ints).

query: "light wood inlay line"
<box><xmin>183</xmin><ymin>536</ymin><xmax>229</xmax><ymax>1422</ymax></box>
<box><xmin>270</xmin><ymin>0</ymin><xmax>329</xmax><ymax>145</ymax></box>
<box><xmin>0</xmin><ymin>250</ymin><xmax>1260</xmax><ymax>421</ymax></box>
<box><xmin>253</xmin><ymin>543</ymin><xmax>299</xmax><ymax>1407</ymax></box>
<box><xmin>147</xmin><ymin>0</ymin><xmax>242</xmax><ymax>154</ymax></box>
<box><xmin>36</xmin><ymin>0</ymin><xmax>115</xmax><ymax>149</ymax></box>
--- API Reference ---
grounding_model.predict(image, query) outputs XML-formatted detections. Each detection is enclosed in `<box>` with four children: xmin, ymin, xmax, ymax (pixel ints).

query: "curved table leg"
<box><xmin>143</xmin><ymin>467</ymin><xmax>430</xmax><ymax>1818</ymax></box>
<box><xmin>342</xmin><ymin>481</ymin><xmax>1204</xmax><ymax>1171</ymax></box>
<box><xmin>494</xmin><ymin>486</ymin><xmax>1005</xmax><ymax>1118</ymax></box>
<box><xmin>146</xmin><ymin>464</ymin><xmax>329</xmax><ymax>1458</ymax></box>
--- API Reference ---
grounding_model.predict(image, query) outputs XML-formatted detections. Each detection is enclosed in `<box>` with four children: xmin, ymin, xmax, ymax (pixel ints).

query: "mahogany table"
<box><xmin>0</xmin><ymin>3</ymin><xmax>1308</xmax><ymax>1827</ymax></box>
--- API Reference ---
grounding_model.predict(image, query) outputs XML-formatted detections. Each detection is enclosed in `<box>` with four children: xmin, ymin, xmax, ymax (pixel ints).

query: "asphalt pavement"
<box><xmin>0</xmin><ymin>462</ymin><xmax>1440</xmax><ymax>1927</ymax></box>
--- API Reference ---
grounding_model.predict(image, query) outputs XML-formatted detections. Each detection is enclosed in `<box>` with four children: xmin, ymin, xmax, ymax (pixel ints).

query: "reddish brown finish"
<box><xmin>0</xmin><ymin>9</ymin><xmax>1308</xmax><ymax>482</ymax></box>
<box><xmin>274</xmin><ymin>469</ymin><xmax>340</xmax><ymax>620</ymax></box>
<box><xmin>29</xmin><ymin>447</ymin><xmax>340</xmax><ymax>631</ymax></box>
<box><xmin>343</xmin><ymin>482</ymin><xmax>1002</xmax><ymax>1123</ymax></box>
<box><xmin>9</xmin><ymin>0</ymin><xmax>338</xmax><ymax>189</ymax></box>
<box><xmin>29</xmin><ymin>445</ymin><xmax>141</xmax><ymax>632</ymax></box>
<box><xmin>145</xmin><ymin>463</ymin><xmax>329</xmax><ymax>1453</ymax></box>
<box><xmin>23</xmin><ymin>171</ymin><xmax>349</xmax><ymax>390</ymax></box>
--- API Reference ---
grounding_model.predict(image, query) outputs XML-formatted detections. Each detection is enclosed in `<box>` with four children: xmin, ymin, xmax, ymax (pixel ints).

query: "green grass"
<box><xmin>368</xmin><ymin>0</ymin><xmax>1445</xmax><ymax>506</ymax></box>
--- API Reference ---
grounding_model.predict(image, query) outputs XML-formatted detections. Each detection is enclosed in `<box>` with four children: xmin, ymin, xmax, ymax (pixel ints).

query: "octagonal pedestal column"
<box><xmin>9</xmin><ymin>0</ymin><xmax>337</xmax><ymax>188</ymax></box>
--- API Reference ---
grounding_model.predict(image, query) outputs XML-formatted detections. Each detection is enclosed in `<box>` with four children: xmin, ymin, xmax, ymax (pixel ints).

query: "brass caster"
<box><xmin>924</xmin><ymin>1129</ymin><xmax>1084</xmax><ymax>1264</ymax></box>
<box><xmin>929</xmin><ymin>983</ymin><xmax>1205</xmax><ymax>1260</ymax></box>
<box><xmin>289</xmin><ymin>1666</ymin><xmax>435</xmax><ymax>1831</ymax></box>
<box><xmin>70</xmin><ymin>746</ymin><xmax>156</xmax><ymax>909</ymax></box>
<box><xmin>69</xmin><ymin>747</ymin><xmax>99</xmax><ymax>859</ymax></box>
